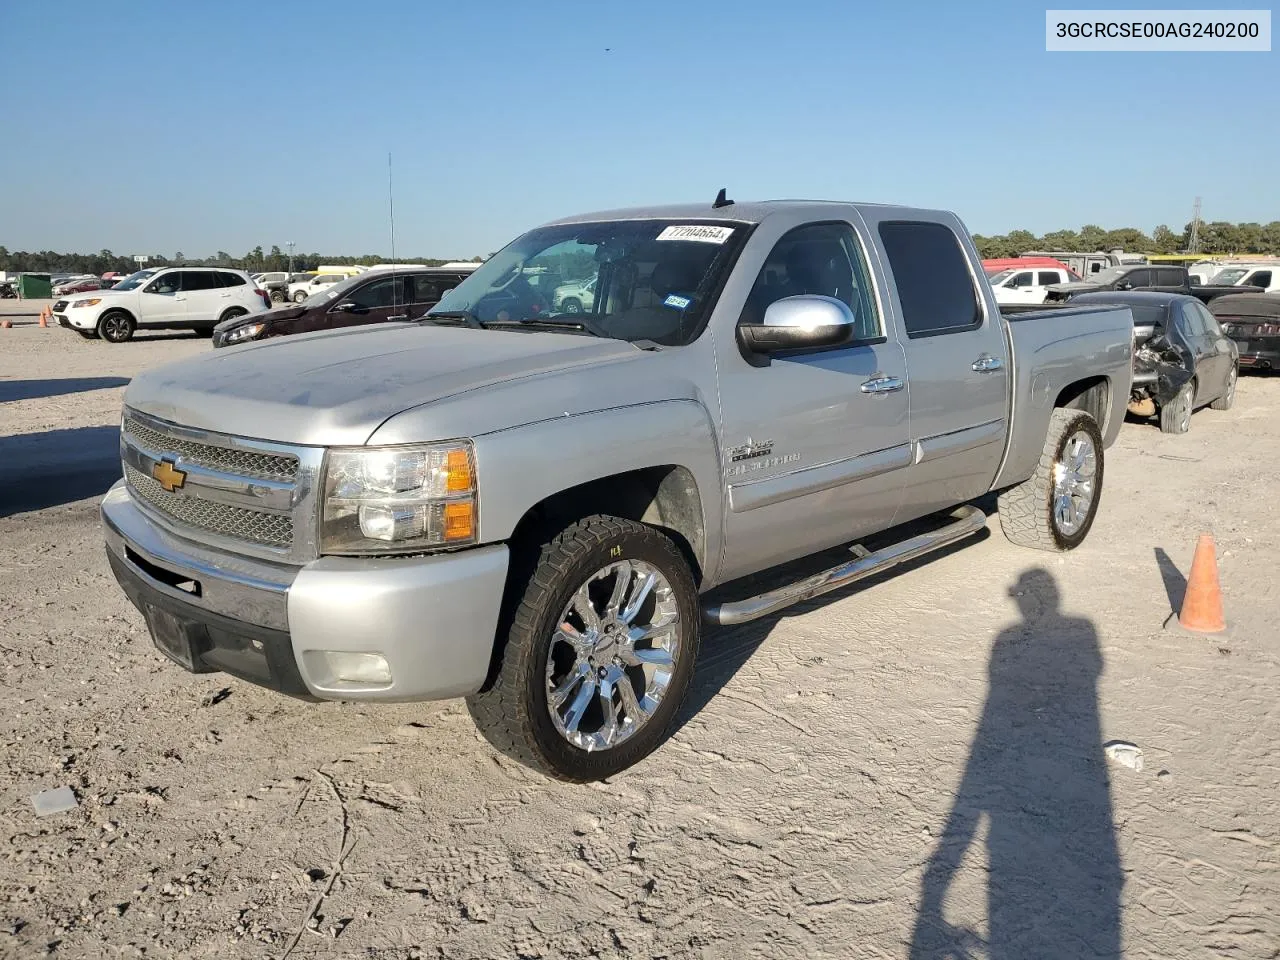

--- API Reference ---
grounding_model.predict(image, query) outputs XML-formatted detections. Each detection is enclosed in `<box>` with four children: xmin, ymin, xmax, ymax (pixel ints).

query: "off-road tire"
<box><xmin>466</xmin><ymin>515</ymin><xmax>700</xmax><ymax>782</ymax></box>
<box><xmin>97</xmin><ymin>310</ymin><xmax>135</xmax><ymax>343</ymax></box>
<box><xmin>1159</xmin><ymin>381</ymin><xmax>1194</xmax><ymax>434</ymax></box>
<box><xmin>997</xmin><ymin>408</ymin><xmax>1104</xmax><ymax>552</ymax></box>
<box><xmin>1209</xmin><ymin>364</ymin><xmax>1237</xmax><ymax>411</ymax></box>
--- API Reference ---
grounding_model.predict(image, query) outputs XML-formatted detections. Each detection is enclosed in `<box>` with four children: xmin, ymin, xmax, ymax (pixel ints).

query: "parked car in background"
<box><xmin>53</xmin><ymin>267</ymin><xmax>270</xmax><ymax>343</ymax></box>
<box><xmin>52</xmin><ymin>277</ymin><xmax>104</xmax><ymax>296</ymax></box>
<box><xmin>213</xmin><ymin>267</ymin><xmax>475</xmax><ymax>347</ymax></box>
<box><xmin>1045</xmin><ymin>265</ymin><xmax>1263</xmax><ymax>305</ymax></box>
<box><xmin>1208</xmin><ymin>292</ymin><xmax>1280</xmax><ymax>371</ymax></box>
<box><xmin>1068</xmin><ymin>290</ymin><xmax>1238</xmax><ymax>433</ymax></box>
<box><xmin>252</xmin><ymin>271</ymin><xmax>292</xmax><ymax>302</ymax></box>
<box><xmin>289</xmin><ymin>273</ymin><xmax>344</xmax><ymax>303</ymax></box>
<box><xmin>104</xmin><ymin>197</ymin><xmax>1134</xmax><ymax>781</ymax></box>
<box><xmin>1208</xmin><ymin>261</ymin><xmax>1280</xmax><ymax>293</ymax></box>
<box><xmin>551</xmin><ymin>276</ymin><xmax>597</xmax><ymax>314</ymax></box>
<box><xmin>987</xmin><ymin>266</ymin><xmax>1075</xmax><ymax>306</ymax></box>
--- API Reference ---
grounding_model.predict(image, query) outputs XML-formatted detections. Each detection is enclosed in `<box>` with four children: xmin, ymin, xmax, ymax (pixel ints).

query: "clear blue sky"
<box><xmin>1</xmin><ymin>0</ymin><xmax>1274</xmax><ymax>259</ymax></box>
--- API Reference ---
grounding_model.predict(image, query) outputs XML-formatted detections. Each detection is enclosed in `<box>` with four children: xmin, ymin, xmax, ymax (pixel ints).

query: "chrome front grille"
<box><xmin>123</xmin><ymin>416</ymin><xmax>297</xmax><ymax>481</ymax></box>
<box><xmin>120</xmin><ymin>409</ymin><xmax>322</xmax><ymax>561</ymax></box>
<box><xmin>125</xmin><ymin>465</ymin><xmax>294</xmax><ymax>547</ymax></box>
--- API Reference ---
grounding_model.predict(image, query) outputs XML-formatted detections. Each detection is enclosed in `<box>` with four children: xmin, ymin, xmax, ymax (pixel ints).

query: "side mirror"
<box><xmin>1116</xmin><ymin>281</ymin><xmax>1132</xmax><ymax>290</ymax></box>
<box><xmin>738</xmin><ymin>295</ymin><xmax>858</xmax><ymax>357</ymax></box>
<box><xmin>332</xmin><ymin>301</ymin><xmax>360</xmax><ymax>313</ymax></box>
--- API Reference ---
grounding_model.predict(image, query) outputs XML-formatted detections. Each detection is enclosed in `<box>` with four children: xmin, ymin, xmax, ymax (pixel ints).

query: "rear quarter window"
<box><xmin>877</xmin><ymin>221</ymin><xmax>981</xmax><ymax>338</ymax></box>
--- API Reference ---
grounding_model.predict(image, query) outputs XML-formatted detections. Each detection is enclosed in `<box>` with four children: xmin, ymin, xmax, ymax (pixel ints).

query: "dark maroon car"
<box><xmin>211</xmin><ymin>267</ymin><xmax>475</xmax><ymax>348</ymax></box>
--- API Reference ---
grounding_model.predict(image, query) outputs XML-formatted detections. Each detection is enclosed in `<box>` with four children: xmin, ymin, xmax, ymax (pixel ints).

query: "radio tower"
<box><xmin>1188</xmin><ymin>197</ymin><xmax>1202</xmax><ymax>253</ymax></box>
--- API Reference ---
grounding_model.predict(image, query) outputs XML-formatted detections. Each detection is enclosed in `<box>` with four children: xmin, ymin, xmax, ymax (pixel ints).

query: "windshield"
<box><xmin>429</xmin><ymin>220</ymin><xmax>747</xmax><ymax>346</ymax></box>
<box><xmin>111</xmin><ymin>269</ymin><xmax>158</xmax><ymax>291</ymax></box>
<box><xmin>1210</xmin><ymin>267</ymin><xmax>1248</xmax><ymax>285</ymax></box>
<box><xmin>1089</xmin><ymin>267</ymin><xmax>1130</xmax><ymax>285</ymax></box>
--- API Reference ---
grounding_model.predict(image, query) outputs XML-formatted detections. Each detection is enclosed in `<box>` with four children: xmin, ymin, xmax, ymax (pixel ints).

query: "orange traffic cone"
<box><xmin>39</xmin><ymin>305</ymin><xmax>49</xmax><ymax>327</ymax></box>
<box><xmin>1172</xmin><ymin>534</ymin><xmax>1227</xmax><ymax>634</ymax></box>
<box><xmin>0</xmin><ymin>320</ymin><xmax>11</xmax><ymax>329</ymax></box>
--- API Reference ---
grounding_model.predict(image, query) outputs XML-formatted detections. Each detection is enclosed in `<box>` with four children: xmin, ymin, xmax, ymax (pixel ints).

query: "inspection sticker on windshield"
<box><xmin>656</xmin><ymin>224</ymin><xmax>734</xmax><ymax>244</ymax></box>
<box><xmin>663</xmin><ymin>294</ymin><xmax>692</xmax><ymax>310</ymax></box>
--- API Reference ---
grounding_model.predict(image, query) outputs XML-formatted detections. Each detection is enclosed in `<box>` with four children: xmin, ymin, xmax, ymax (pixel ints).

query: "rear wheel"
<box><xmin>1159</xmin><ymin>381</ymin><xmax>1194</xmax><ymax>434</ymax></box>
<box><xmin>998</xmin><ymin>408</ymin><xmax>1104</xmax><ymax>552</ymax></box>
<box><xmin>270</xmin><ymin>288</ymin><xmax>284</xmax><ymax>303</ymax></box>
<box><xmin>1209</xmin><ymin>364</ymin><xmax>1237</xmax><ymax>411</ymax></box>
<box><xmin>466</xmin><ymin>515</ymin><xmax>700</xmax><ymax>782</ymax></box>
<box><xmin>97</xmin><ymin>310</ymin><xmax>135</xmax><ymax>344</ymax></box>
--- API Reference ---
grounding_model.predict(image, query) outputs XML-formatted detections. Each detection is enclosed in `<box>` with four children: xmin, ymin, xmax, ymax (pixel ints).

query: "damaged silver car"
<box><xmin>1068</xmin><ymin>291</ymin><xmax>1239</xmax><ymax>434</ymax></box>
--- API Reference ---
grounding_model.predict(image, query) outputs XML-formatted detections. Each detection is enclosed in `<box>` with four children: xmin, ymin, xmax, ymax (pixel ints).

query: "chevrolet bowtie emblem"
<box><xmin>152</xmin><ymin>458</ymin><xmax>187</xmax><ymax>492</ymax></box>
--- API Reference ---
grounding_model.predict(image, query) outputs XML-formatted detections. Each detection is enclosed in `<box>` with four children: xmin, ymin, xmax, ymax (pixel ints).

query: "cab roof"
<box><xmin>543</xmin><ymin>198</ymin><xmax>950</xmax><ymax>228</ymax></box>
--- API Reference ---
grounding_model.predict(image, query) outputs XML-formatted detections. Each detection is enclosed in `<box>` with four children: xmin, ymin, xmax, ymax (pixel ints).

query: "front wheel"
<box><xmin>97</xmin><ymin>310</ymin><xmax>135</xmax><ymax>343</ymax></box>
<box><xmin>466</xmin><ymin>515</ymin><xmax>700</xmax><ymax>782</ymax></box>
<box><xmin>1159</xmin><ymin>381</ymin><xmax>1194</xmax><ymax>434</ymax></box>
<box><xmin>561</xmin><ymin>297</ymin><xmax>582</xmax><ymax>315</ymax></box>
<box><xmin>997</xmin><ymin>408</ymin><xmax>1104</xmax><ymax>552</ymax></box>
<box><xmin>292</xmin><ymin>290</ymin><xmax>307</xmax><ymax>303</ymax></box>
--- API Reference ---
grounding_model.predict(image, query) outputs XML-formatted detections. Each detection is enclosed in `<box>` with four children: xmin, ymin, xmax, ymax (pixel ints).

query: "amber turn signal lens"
<box><xmin>443</xmin><ymin>500</ymin><xmax>475</xmax><ymax>541</ymax></box>
<box><xmin>446</xmin><ymin>449</ymin><xmax>474</xmax><ymax>492</ymax></box>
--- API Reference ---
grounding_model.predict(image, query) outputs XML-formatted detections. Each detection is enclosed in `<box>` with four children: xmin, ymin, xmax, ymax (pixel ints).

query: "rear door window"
<box><xmin>877</xmin><ymin>220</ymin><xmax>981</xmax><ymax>338</ymax></box>
<box><xmin>216</xmin><ymin>272</ymin><xmax>246</xmax><ymax>287</ymax></box>
<box><xmin>179</xmin><ymin>271</ymin><xmax>220</xmax><ymax>292</ymax></box>
<box><xmin>1037</xmin><ymin>271</ymin><xmax>1060</xmax><ymax>286</ymax></box>
<box><xmin>1156</xmin><ymin>268</ymin><xmax>1184</xmax><ymax>285</ymax></box>
<box><xmin>1244</xmin><ymin>270</ymin><xmax>1272</xmax><ymax>288</ymax></box>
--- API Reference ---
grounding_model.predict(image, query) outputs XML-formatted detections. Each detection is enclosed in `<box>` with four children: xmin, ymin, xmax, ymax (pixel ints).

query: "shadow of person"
<box><xmin>909</xmin><ymin>568</ymin><xmax>1122</xmax><ymax>959</ymax></box>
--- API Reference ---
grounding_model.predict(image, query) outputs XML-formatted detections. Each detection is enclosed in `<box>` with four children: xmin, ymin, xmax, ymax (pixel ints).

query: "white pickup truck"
<box><xmin>103</xmin><ymin>197</ymin><xmax>1134</xmax><ymax>781</ymax></box>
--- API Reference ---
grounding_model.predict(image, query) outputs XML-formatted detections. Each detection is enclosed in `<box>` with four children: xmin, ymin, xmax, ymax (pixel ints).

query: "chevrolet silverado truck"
<box><xmin>102</xmin><ymin>198</ymin><xmax>1134</xmax><ymax>781</ymax></box>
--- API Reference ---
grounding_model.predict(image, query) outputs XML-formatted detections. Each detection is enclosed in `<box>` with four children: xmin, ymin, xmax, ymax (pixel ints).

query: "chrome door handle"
<box><xmin>860</xmin><ymin>375</ymin><xmax>905</xmax><ymax>395</ymax></box>
<box><xmin>173</xmin><ymin>296</ymin><xmax>186</xmax><ymax>301</ymax></box>
<box><xmin>972</xmin><ymin>355</ymin><xmax>1004</xmax><ymax>372</ymax></box>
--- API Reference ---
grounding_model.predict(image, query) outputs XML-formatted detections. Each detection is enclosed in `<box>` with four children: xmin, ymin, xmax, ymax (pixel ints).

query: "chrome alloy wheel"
<box><xmin>1052</xmin><ymin>430</ymin><xmax>1097</xmax><ymax>537</ymax></box>
<box><xmin>545</xmin><ymin>560</ymin><xmax>680</xmax><ymax>752</ymax></box>
<box><xmin>1225</xmin><ymin>366</ymin><xmax>1237</xmax><ymax>405</ymax></box>
<box><xmin>102</xmin><ymin>314</ymin><xmax>131</xmax><ymax>340</ymax></box>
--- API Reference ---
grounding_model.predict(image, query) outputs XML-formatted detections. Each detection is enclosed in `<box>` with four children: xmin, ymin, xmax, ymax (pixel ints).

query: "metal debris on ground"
<box><xmin>1104</xmin><ymin>741</ymin><xmax>1144</xmax><ymax>772</ymax></box>
<box><xmin>31</xmin><ymin>786</ymin><xmax>79</xmax><ymax>817</ymax></box>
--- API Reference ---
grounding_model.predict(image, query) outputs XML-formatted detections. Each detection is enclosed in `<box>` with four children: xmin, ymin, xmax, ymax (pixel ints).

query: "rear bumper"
<box><xmin>102</xmin><ymin>482</ymin><xmax>510</xmax><ymax>702</ymax></box>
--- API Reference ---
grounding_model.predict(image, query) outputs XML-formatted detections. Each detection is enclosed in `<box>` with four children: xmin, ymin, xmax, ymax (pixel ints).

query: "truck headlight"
<box><xmin>320</xmin><ymin>441</ymin><xmax>477</xmax><ymax>554</ymax></box>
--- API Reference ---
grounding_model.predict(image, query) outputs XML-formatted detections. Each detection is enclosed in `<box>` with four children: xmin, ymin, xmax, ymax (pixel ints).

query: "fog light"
<box><xmin>320</xmin><ymin>651</ymin><xmax>392</xmax><ymax>685</ymax></box>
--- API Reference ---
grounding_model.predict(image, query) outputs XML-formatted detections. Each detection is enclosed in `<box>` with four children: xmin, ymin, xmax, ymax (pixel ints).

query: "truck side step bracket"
<box><xmin>700</xmin><ymin>505</ymin><xmax>988</xmax><ymax>627</ymax></box>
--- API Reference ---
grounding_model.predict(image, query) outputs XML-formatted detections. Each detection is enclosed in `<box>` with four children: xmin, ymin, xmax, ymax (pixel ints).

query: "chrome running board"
<box><xmin>701</xmin><ymin>505</ymin><xmax>988</xmax><ymax>627</ymax></box>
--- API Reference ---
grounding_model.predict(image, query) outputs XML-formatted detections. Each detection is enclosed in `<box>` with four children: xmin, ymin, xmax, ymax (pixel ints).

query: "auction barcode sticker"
<box><xmin>656</xmin><ymin>225</ymin><xmax>735</xmax><ymax>244</ymax></box>
<box><xmin>1046</xmin><ymin>9</ymin><xmax>1271</xmax><ymax>50</ymax></box>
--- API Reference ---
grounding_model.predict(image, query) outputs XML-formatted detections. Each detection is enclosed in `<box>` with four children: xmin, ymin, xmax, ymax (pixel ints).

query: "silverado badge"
<box><xmin>152</xmin><ymin>459</ymin><xmax>187</xmax><ymax>493</ymax></box>
<box><xmin>727</xmin><ymin>437</ymin><xmax>775</xmax><ymax>462</ymax></box>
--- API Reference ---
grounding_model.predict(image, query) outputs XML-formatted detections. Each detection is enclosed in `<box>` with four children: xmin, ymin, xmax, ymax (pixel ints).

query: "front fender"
<box><xmin>471</xmin><ymin>400</ymin><xmax>724</xmax><ymax>583</ymax></box>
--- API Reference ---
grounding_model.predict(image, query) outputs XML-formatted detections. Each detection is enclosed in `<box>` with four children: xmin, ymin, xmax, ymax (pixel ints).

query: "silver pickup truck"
<box><xmin>102</xmin><ymin>198</ymin><xmax>1134</xmax><ymax>781</ymax></box>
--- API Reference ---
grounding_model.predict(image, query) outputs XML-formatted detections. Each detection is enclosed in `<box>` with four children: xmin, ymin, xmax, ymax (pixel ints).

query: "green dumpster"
<box><xmin>18</xmin><ymin>274</ymin><xmax>52</xmax><ymax>299</ymax></box>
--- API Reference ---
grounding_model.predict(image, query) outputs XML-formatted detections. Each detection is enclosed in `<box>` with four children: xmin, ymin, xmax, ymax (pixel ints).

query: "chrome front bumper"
<box><xmin>102</xmin><ymin>482</ymin><xmax>510</xmax><ymax>702</ymax></box>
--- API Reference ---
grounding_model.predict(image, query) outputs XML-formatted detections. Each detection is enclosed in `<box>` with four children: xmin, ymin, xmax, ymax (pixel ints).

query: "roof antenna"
<box><xmin>713</xmin><ymin>187</ymin><xmax>733</xmax><ymax>209</ymax></box>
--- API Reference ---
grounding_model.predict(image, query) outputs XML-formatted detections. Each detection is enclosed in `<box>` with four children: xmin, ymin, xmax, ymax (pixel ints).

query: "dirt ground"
<box><xmin>1</xmin><ymin>324</ymin><xmax>1277</xmax><ymax>960</ymax></box>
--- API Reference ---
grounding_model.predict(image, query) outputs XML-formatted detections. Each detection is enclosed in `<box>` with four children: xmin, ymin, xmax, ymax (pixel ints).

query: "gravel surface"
<box><xmin>2</xmin><ymin>325</ymin><xmax>1278</xmax><ymax>959</ymax></box>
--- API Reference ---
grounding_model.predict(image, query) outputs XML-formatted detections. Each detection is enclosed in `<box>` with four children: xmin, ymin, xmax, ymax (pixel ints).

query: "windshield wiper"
<box><xmin>483</xmin><ymin>317</ymin><xmax>602</xmax><ymax>336</ymax></box>
<box><xmin>420</xmin><ymin>310</ymin><xmax>485</xmax><ymax>329</ymax></box>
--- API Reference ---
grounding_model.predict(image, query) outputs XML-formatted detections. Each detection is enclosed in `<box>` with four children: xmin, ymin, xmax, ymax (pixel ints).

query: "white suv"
<box><xmin>53</xmin><ymin>267</ymin><xmax>270</xmax><ymax>343</ymax></box>
<box><xmin>288</xmin><ymin>274</ymin><xmax>345</xmax><ymax>303</ymax></box>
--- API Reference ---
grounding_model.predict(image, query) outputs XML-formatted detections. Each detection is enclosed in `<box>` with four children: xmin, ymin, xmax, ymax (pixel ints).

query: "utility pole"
<box><xmin>1188</xmin><ymin>197</ymin><xmax>1202</xmax><ymax>254</ymax></box>
<box><xmin>286</xmin><ymin>240</ymin><xmax>295</xmax><ymax>275</ymax></box>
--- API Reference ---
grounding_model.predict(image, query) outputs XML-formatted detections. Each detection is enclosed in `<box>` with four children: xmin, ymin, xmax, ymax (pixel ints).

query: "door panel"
<box><xmin>318</xmin><ymin>274</ymin><xmax>408</xmax><ymax>332</ymax></box>
<box><xmin>178</xmin><ymin>271</ymin><xmax>225</xmax><ymax>325</ymax></box>
<box><xmin>871</xmin><ymin>218</ymin><xmax>1010</xmax><ymax>522</ymax></box>
<box><xmin>138</xmin><ymin>273</ymin><xmax>184</xmax><ymax>326</ymax></box>
<box><xmin>715</xmin><ymin>219</ymin><xmax>911</xmax><ymax>583</ymax></box>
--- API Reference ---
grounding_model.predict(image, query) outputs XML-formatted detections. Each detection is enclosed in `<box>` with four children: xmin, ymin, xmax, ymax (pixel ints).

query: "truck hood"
<box><xmin>125</xmin><ymin>323</ymin><xmax>646</xmax><ymax>446</ymax></box>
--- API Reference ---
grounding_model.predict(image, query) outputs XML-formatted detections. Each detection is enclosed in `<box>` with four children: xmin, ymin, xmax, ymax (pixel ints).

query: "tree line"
<box><xmin>0</xmin><ymin>244</ymin><xmax>484</xmax><ymax>276</ymax></box>
<box><xmin>973</xmin><ymin>220</ymin><xmax>1280</xmax><ymax>259</ymax></box>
